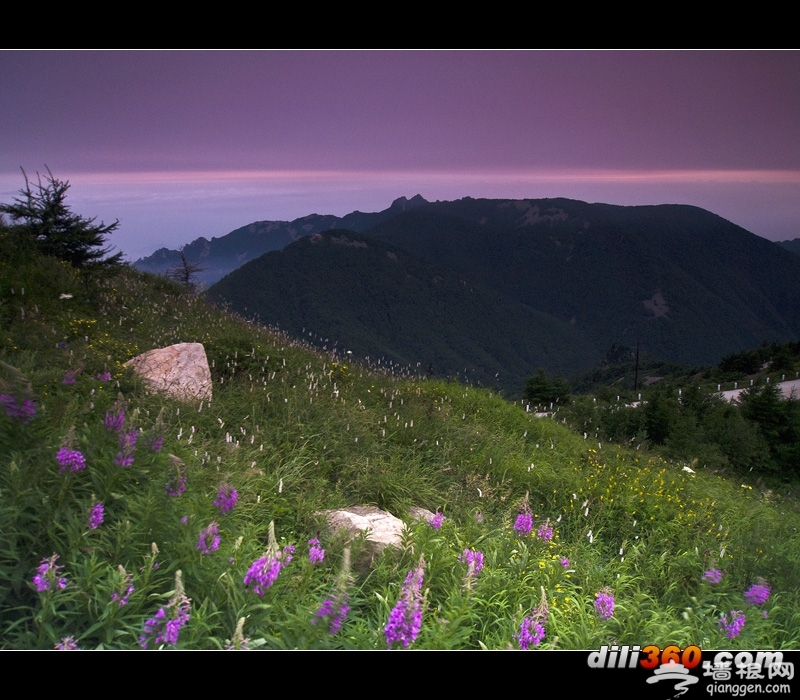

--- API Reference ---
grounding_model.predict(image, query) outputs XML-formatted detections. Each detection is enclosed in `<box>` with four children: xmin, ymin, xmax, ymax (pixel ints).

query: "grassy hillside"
<box><xmin>2</xmin><ymin>240</ymin><xmax>799</xmax><ymax>650</ymax></box>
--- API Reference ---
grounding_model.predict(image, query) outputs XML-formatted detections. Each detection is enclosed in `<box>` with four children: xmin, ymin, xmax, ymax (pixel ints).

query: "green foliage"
<box><xmin>718</xmin><ymin>342</ymin><xmax>800</xmax><ymax>379</ymax></box>
<box><xmin>556</xmin><ymin>344</ymin><xmax>800</xmax><ymax>479</ymax></box>
<box><xmin>0</xmin><ymin>168</ymin><xmax>122</xmax><ymax>269</ymax></box>
<box><xmin>642</xmin><ymin>385</ymin><xmax>680</xmax><ymax>446</ymax></box>
<box><xmin>739</xmin><ymin>385</ymin><xmax>800</xmax><ymax>472</ymax></box>
<box><xmin>524</xmin><ymin>369</ymin><xmax>571</xmax><ymax>408</ymax></box>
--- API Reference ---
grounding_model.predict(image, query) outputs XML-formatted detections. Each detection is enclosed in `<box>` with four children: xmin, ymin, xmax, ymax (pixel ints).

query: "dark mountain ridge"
<box><xmin>133</xmin><ymin>195</ymin><xmax>429</xmax><ymax>286</ymax></box>
<box><xmin>207</xmin><ymin>197</ymin><xmax>800</xmax><ymax>395</ymax></box>
<box><xmin>778</xmin><ymin>237</ymin><xmax>800</xmax><ymax>256</ymax></box>
<box><xmin>208</xmin><ymin>228</ymin><xmax>588</xmax><ymax>390</ymax></box>
<box><xmin>367</xmin><ymin>199</ymin><xmax>800</xmax><ymax>354</ymax></box>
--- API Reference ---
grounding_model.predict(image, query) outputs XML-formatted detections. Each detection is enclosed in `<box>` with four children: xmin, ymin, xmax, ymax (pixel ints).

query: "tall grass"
<box><xmin>1</xmin><ymin>253</ymin><xmax>798</xmax><ymax>649</ymax></box>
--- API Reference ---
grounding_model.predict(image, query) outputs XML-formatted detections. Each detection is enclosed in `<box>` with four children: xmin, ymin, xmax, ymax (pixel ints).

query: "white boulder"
<box><xmin>125</xmin><ymin>342</ymin><xmax>212</xmax><ymax>402</ymax></box>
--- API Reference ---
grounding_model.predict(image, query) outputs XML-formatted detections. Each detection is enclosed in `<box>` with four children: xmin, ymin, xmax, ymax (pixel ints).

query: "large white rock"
<box><xmin>125</xmin><ymin>342</ymin><xmax>212</xmax><ymax>402</ymax></box>
<box><xmin>320</xmin><ymin>505</ymin><xmax>435</xmax><ymax>551</ymax></box>
<box><xmin>322</xmin><ymin>506</ymin><xmax>406</xmax><ymax>551</ymax></box>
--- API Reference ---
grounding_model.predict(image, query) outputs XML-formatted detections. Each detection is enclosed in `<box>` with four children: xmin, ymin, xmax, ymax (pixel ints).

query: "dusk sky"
<box><xmin>2</xmin><ymin>50</ymin><xmax>799</xmax><ymax>260</ymax></box>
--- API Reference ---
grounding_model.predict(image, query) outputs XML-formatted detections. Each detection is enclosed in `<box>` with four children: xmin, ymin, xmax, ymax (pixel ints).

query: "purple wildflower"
<box><xmin>62</xmin><ymin>370</ymin><xmax>77</xmax><ymax>385</ymax></box>
<box><xmin>476</xmin><ymin>511</ymin><xmax>483</xmax><ymax>523</ymax></box>
<box><xmin>595</xmin><ymin>588</ymin><xmax>615</xmax><ymax>620</ymax></box>
<box><xmin>196</xmin><ymin>521</ymin><xmax>221</xmax><ymax>555</ymax></box>
<box><xmin>244</xmin><ymin>554</ymin><xmax>283</xmax><ymax>595</ymax></box>
<box><xmin>32</xmin><ymin>553</ymin><xmax>68</xmax><ymax>592</ymax></box>
<box><xmin>55</xmin><ymin>636</ymin><xmax>80</xmax><ymax>650</ymax></box>
<box><xmin>703</xmin><ymin>568</ymin><xmax>723</xmax><ymax>584</ymax></box>
<box><xmin>560</xmin><ymin>557</ymin><xmax>570</xmax><ymax>568</ymax></box>
<box><xmin>385</xmin><ymin>557</ymin><xmax>426</xmax><ymax>649</ymax></box>
<box><xmin>537</xmin><ymin>522</ymin><xmax>553</xmax><ymax>542</ymax></box>
<box><xmin>429</xmin><ymin>512</ymin><xmax>445</xmax><ymax>530</ymax></box>
<box><xmin>111</xmin><ymin>568</ymin><xmax>134</xmax><ymax>607</ymax></box>
<box><xmin>88</xmin><ymin>502</ymin><xmax>104</xmax><ymax>529</ymax></box>
<box><xmin>111</xmin><ymin>585</ymin><xmax>134</xmax><ymax>607</ymax></box>
<box><xmin>165</xmin><ymin>456</ymin><xmax>187</xmax><ymax>497</ymax></box>
<box><xmin>282</xmin><ymin>544</ymin><xmax>295</xmax><ymax>563</ymax></box>
<box><xmin>314</xmin><ymin>547</ymin><xmax>352</xmax><ymax>635</ymax></box>
<box><xmin>120</xmin><ymin>428</ymin><xmax>137</xmax><ymax>448</ymax></box>
<box><xmin>460</xmin><ymin>549</ymin><xmax>484</xmax><ymax>594</ymax></box>
<box><xmin>213</xmin><ymin>483</ymin><xmax>238</xmax><ymax>515</ymax></box>
<box><xmin>515</xmin><ymin>587</ymin><xmax>549</xmax><ymax>650</ymax></box>
<box><xmin>139</xmin><ymin>571</ymin><xmax>191</xmax><ymax>649</ymax></box>
<box><xmin>115</xmin><ymin>429</ymin><xmax>138</xmax><ymax>467</ymax></box>
<box><xmin>744</xmin><ymin>580</ymin><xmax>770</xmax><ymax>606</ymax></box>
<box><xmin>140</xmin><ymin>598</ymin><xmax>191</xmax><ymax>648</ymax></box>
<box><xmin>317</xmin><ymin>598</ymin><xmax>335</xmax><ymax>617</ymax></box>
<box><xmin>56</xmin><ymin>447</ymin><xmax>86</xmax><ymax>473</ymax></box>
<box><xmin>459</xmin><ymin>549</ymin><xmax>484</xmax><ymax>575</ymax></box>
<box><xmin>514</xmin><ymin>495</ymin><xmax>533</xmax><ymax>536</ymax></box>
<box><xmin>104</xmin><ymin>409</ymin><xmax>125</xmax><ymax>433</ymax></box>
<box><xmin>148</xmin><ymin>433</ymin><xmax>164</xmax><ymax>452</ymax></box>
<box><xmin>0</xmin><ymin>394</ymin><xmax>37</xmax><ymax>424</ymax></box>
<box><xmin>514</xmin><ymin>511</ymin><xmax>533</xmax><ymax>537</ymax></box>
<box><xmin>516</xmin><ymin>616</ymin><xmax>546</xmax><ymax>649</ymax></box>
<box><xmin>719</xmin><ymin>610</ymin><xmax>746</xmax><ymax>639</ymax></box>
<box><xmin>315</xmin><ymin>595</ymin><xmax>351</xmax><ymax>635</ymax></box>
<box><xmin>308</xmin><ymin>538</ymin><xmax>325</xmax><ymax>564</ymax></box>
<box><xmin>96</xmin><ymin>371</ymin><xmax>112</xmax><ymax>381</ymax></box>
<box><xmin>165</xmin><ymin>475</ymin><xmax>186</xmax><ymax>496</ymax></box>
<box><xmin>20</xmin><ymin>399</ymin><xmax>37</xmax><ymax>422</ymax></box>
<box><xmin>244</xmin><ymin>547</ymin><xmax>294</xmax><ymax>596</ymax></box>
<box><xmin>139</xmin><ymin>608</ymin><xmax>172</xmax><ymax>649</ymax></box>
<box><xmin>243</xmin><ymin>522</ymin><xmax>293</xmax><ymax>596</ymax></box>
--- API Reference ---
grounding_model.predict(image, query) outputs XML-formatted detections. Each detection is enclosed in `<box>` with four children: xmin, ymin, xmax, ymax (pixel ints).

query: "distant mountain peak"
<box><xmin>134</xmin><ymin>197</ymin><xmax>429</xmax><ymax>286</ymax></box>
<box><xmin>777</xmin><ymin>237</ymin><xmax>800</xmax><ymax>257</ymax></box>
<box><xmin>390</xmin><ymin>194</ymin><xmax>428</xmax><ymax>211</ymax></box>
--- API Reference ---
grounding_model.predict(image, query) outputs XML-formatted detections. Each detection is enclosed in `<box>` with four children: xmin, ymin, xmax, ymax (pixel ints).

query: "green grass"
<box><xmin>1</xmin><ymin>247</ymin><xmax>799</xmax><ymax>650</ymax></box>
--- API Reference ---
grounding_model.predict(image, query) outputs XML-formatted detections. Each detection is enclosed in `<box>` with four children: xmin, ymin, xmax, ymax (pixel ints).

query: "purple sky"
<box><xmin>2</xmin><ymin>50</ymin><xmax>799</xmax><ymax>260</ymax></box>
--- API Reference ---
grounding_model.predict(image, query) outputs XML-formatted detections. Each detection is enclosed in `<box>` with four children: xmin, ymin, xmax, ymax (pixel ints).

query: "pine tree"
<box><xmin>0</xmin><ymin>168</ymin><xmax>122</xmax><ymax>268</ymax></box>
<box><xmin>524</xmin><ymin>369</ymin><xmax>571</xmax><ymax>407</ymax></box>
